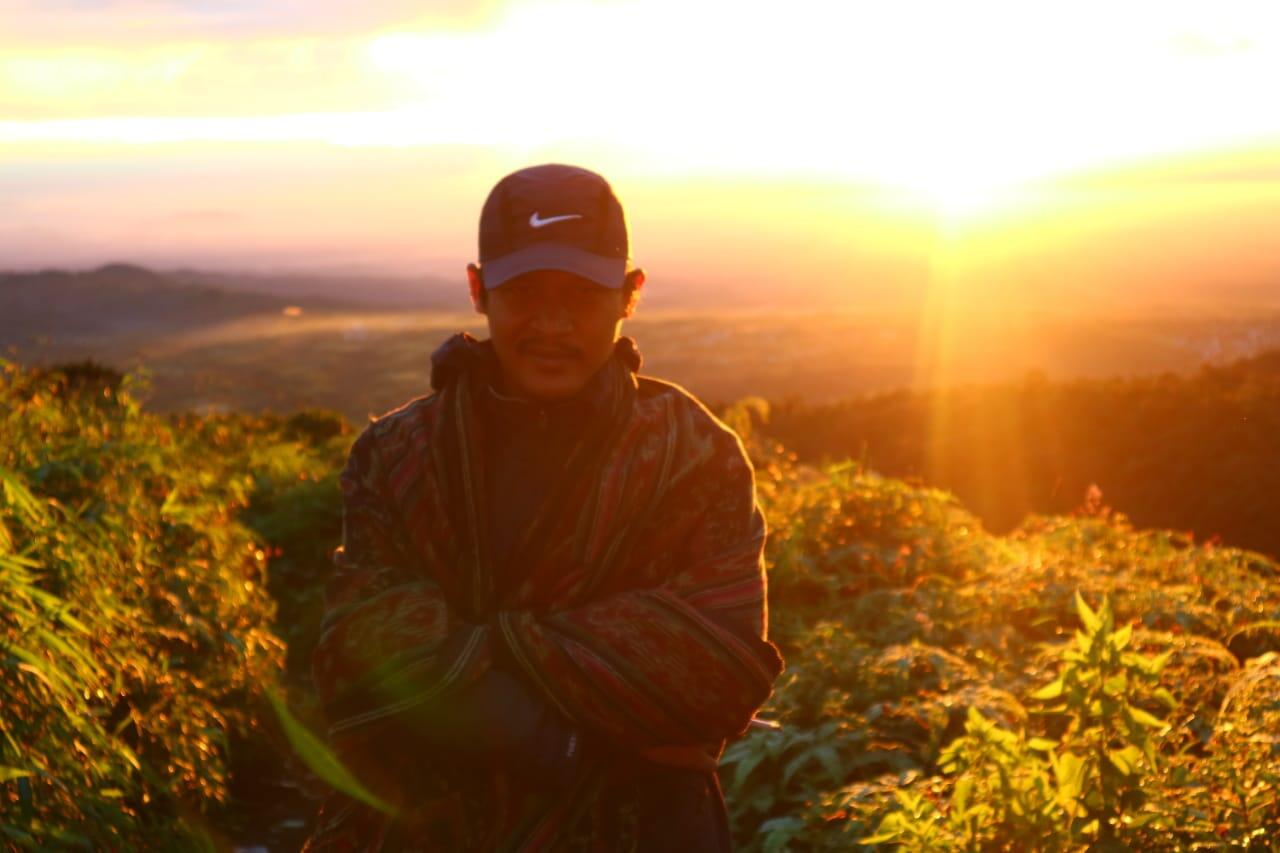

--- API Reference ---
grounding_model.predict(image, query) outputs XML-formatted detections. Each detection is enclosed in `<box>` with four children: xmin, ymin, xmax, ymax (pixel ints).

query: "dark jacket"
<box><xmin>305</xmin><ymin>333</ymin><xmax>781</xmax><ymax>851</ymax></box>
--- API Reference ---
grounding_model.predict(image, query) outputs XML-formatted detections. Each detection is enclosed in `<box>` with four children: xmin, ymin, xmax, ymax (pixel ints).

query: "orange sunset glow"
<box><xmin>10</xmin><ymin>7</ymin><xmax>1280</xmax><ymax>848</ymax></box>
<box><xmin>5</xmin><ymin>0</ymin><xmax>1280</xmax><ymax>407</ymax></box>
<box><xmin>5</xmin><ymin>0</ymin><xmax>1280</xmax><ymax>294</ymax></box>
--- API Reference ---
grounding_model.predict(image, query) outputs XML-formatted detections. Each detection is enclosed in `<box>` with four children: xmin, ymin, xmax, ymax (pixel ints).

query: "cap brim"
<box><xmin>482</xmin><ymin>244</ymin><xmax>628</xmax><ymax>289</ymax></box>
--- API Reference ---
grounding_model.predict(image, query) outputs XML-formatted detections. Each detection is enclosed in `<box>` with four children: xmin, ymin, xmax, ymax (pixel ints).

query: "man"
<box><xmin>305</xmin><ymin>164</ymin><xmax>784</xmax><ymax>851</ymax></box>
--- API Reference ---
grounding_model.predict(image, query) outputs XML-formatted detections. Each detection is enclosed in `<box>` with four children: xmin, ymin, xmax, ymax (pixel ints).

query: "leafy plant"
<box><xmin>1</xmin><ymin>361</ymin><xmax>284</xmax><ymax>846</ymax></box>
<box><xmin>9</xmin><ymin>357</ymin><xmax>1280</xmax><ymax>849</ymax></box>
<box><xmin>1032</xmin><ymin>593</ymin><xmax>1175</xmax><ymax>841</ymax></box>
<box><xmin>861</xmin><ymin>592</ymin><xmax>1178</xmax><ymax>850</ymax></box>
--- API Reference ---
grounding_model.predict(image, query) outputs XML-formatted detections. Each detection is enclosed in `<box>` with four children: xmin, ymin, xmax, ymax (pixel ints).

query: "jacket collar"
<box><xmin>430</xmin><ymin>332</ymin><xmax>642</xmax><ymax>396</ymax></box>
<box><xmin>481</xmin><ymin>355</ymin><xmax>614</xmax><ymax>434</ymax></box>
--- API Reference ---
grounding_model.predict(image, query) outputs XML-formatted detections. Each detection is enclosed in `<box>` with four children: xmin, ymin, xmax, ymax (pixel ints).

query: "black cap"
<box><xmin>477</xmin><ymin>163</ymin><xmax>631</xmax><ymax>289</ymax></box>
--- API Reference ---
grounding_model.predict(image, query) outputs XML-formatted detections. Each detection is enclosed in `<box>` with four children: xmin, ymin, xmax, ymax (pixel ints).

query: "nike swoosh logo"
<box><xmin>529</xmin><ymin>211</ymin><xmax>583</xmax><ymax>228</ymax></box>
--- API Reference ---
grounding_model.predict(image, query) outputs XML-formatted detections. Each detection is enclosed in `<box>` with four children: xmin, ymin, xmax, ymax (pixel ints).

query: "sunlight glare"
<box><xmin>4</xmin><ymin>0</ymin><xmax>1280</xmax><ymax>226</ymax></box>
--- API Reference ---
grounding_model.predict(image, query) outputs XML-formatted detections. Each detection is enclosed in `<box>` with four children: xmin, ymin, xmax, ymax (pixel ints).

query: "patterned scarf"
<box><xmin>306</xmin><ymin>333</ymin><xmax>783</xmax><ymax>851</ymax></box>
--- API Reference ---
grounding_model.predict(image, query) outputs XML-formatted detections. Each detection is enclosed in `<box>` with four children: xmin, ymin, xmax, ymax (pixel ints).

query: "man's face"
<box><xmin>470</xmin><ymin>267</ymin><xmax>635</xmax><ymax>401</ymax></box>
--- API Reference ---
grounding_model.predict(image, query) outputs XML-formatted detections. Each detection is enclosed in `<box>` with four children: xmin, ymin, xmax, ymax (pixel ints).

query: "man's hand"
<box><xmin>410</xmin><ymin>668</ymin><xmax>590</xmax><ymax>789</ymax></box>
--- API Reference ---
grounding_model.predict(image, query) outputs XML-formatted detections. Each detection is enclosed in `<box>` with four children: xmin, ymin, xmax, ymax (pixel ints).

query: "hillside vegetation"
<box><xmin>763</xmin><ymin>349</ymin><xmax>1280</xmax><ymax>560</ymax></box>
<box><xmin>2</xmin><ymin>361</ymin><xmax>1278</xmax><ymax>849</ymax></box>
<box><xmin>0</xmin><ymin>360</ymin><xmax>287</xmax><ymax>846</ymax></box>
<box><xmin>9</xmin><ymin>265</ymin><xmax>1280</xmax><ymax>428</ymax></box>
<box><xmin>727</xmin><ymin>404</ymin><xmax>1280</xmax><ymax>849</ymax></box>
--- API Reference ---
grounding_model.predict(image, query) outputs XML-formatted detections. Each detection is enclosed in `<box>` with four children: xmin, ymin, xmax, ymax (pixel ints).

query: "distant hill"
<box><xmin>0</xmin><ymin>263</ymin><xmax>366</xmax><ymax>347</ymax></box>
<box><xmin>759</xmin><ymin>346</ymin><xmax>1280</xmax><ymax>558</ymax></box>
<box><xmin>168</xmin><ymin>268</ymin><xmax>460</xmax><ymax>310</ymax></box>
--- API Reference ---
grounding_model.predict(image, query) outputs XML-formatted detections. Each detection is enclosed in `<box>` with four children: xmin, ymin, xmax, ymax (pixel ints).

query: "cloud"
<box><xmin>0</xmin><ymin>1</ymin><xmax>508</xmax><ymax>120</ymax></box>
<box><xmin>0</xmin><ymin>39</ymin><xmax>406</xmax><ymax>119</ymax></box>
<box><xmin>0</xmin><ymin>0</ymin><xmax>503</xmax><ymax>43</ymax></box>
<box><xmin>1171</xmin><ymin>32</ymin><xmax>1257</xmax><ymax>57</ymax></box>
<box><xmin>167</xmin><ymin>208</ymin><xmax>243</xmax><ymax>225</ymax></box>
<box><xmin>1047</xmin><ymin>144</ymin><xmax>1280</xmax><ymax>190</ymax></box>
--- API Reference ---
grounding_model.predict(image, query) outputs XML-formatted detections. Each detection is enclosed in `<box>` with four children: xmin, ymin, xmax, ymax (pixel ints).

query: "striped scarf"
<box><xmin>306</xmin><ymin>333</ymin><xmax>784</xmax><ymax>851</ymax></box>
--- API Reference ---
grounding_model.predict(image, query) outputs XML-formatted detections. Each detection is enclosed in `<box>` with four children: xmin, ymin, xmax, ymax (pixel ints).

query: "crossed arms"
<box><xmin>311</xmin><ymin>423</ymin><xmax>784</xmax><ymax>782</ymax></box>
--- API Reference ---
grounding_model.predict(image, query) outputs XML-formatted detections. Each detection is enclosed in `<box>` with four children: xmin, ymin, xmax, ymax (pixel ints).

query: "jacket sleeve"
<box><xmin>310</xmin><ymin>426</ymin><xmax>583</xmax><ymax>780</ymax></box>
<box><xmin>311</xmin><ymin>426</ymin><xmax>496</xmax><ymax>741</ymax></box>
<box><xmin>492</xmin><ymin>429</ymin><xmax>785</xmax><ymax>751</ymax></box>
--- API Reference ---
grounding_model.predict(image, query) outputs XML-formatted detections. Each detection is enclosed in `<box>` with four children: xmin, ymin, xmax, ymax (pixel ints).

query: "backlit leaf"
<box><xmin>1128</xmin><ymin>705</ymin><xmax>1167</xmax><ymax>729</ymax></box>
<box><xmin>1031</xmin><ymin>677</ymin><xmax>1064</xmax><ymax>701</ymax></box>
<box><xmin>1108</xmin><ymin>745</ymin><xmax>1142</xmax><ymax>776</ymax></box>
<box><xmin>1110</xmin><ymin>623</ymin><xmax>1133</xmax><ymax>651</ymax></box>
<box><xmin>1075</xmin><ymin>592</ymin><xmax>1101</xmax><ymax>634</ymax></box>
<box><xmin>266</xmin><ymin>689</ymin><xmax>396</xmax><ymax>816</ymax></box>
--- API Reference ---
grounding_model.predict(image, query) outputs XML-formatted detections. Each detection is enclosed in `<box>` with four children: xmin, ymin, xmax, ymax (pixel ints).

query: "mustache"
<box><xmin>519</xmin><ymin>340</ymin><xmax>581</xmax><ymax>357</ymax></box>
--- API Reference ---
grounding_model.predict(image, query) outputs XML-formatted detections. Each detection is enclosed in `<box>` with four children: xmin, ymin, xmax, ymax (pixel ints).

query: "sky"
<box><xmin>3</xmin><ymin>0</ymin><xmax>1280</xmax><ymax>308</ymax></box>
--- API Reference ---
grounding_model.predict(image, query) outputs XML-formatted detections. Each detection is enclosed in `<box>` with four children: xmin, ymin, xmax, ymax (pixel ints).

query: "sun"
<box><xmin>932</xmin><ymin>181</ymin><xmax>1030</xmax><ymax>230</ymax></box>
<box><xmin>885</xmin><ymin>164</ymin><xmax>1034</xmax><ymax>232</ymax></box>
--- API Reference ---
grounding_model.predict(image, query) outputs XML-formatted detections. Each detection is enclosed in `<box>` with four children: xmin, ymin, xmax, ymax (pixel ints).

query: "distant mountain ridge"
<box><xmin>0</xmin><ymin>263</ymin><xmax>379</xmax><ymax>347</ymax></box>
<box><xmin>168</xmin><ymin>268</ymin><xmax>459</xmax><ymax>309</ymax></box>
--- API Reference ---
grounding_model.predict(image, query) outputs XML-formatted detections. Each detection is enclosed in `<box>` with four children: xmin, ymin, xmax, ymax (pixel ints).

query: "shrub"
<box><xmin>0</xmin><ymin>361</ymin><xmax>284</xmax><ymax>846</ymax></box>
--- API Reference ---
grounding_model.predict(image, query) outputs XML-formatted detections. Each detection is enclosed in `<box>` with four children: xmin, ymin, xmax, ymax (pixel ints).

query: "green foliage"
<box><xmin>863</xmin><ymin>593</ymin><xmax>1177</xmax><ymax>850</ymax></box>
<box><xmin>760</xmin><ymin>355</ymin><xmax>1280</xmax><ymax>559</ymax></box>
<box><xmin>171</xmin><ymin>408</ymin><xmax>350</xmax><ymax>674</ymax></box>
<box><xmin>8</xmin><ymin>363</ymin><xmax>1280</xmax><ymax>849</ymax></box>
<box><xmin>1039</xmin><ymin>594</ymin><xmax>1173</xmax><ymax>839</ymax></box>
<box><xmin>265</xmin><ymin>689</ymin><xmax>395</xmax><ymax>816</ymax></box>
<box><xmin>0</xmin><ymin>361</ymin><xmax>285</xmax><ymax>845</ymax></box>
<box><xmin>722</xmin><ymin>412</ymin><xmax>1280</xmax><ymax>851</ymax></box>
